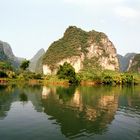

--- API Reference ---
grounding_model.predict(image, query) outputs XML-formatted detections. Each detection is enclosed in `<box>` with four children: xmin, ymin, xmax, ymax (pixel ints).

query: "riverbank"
<box><xmin>1</xmin><ymin>77</ymin><xmax>140</xmax><ymax>87</ymax></box>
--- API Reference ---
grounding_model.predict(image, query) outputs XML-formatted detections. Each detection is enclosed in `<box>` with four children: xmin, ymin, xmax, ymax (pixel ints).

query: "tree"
<box><xmin>20</xmin><ymin>60</ymin><xmax>30</xmax><ymax>70</ymax></box>
<box><xmin>0</xmin><ymin>71</ymin><xmax>8</xmax><ymax>78</ymax></box>
<box><xmin>57</xmin><ymin>62</ymin><xmax>79</xmax><ymax>84</ymax></box>
<box><xmin>0</xmin><ymin>62</ymin><xmax>13</xmax><ymax>71</ymax></box>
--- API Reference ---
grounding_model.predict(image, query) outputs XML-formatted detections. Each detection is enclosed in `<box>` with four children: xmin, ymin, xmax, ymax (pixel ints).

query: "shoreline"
<box><xmin>0</xmin><ymin>78</ymin><xmax>139</xmax><ymax>87</ymax></box>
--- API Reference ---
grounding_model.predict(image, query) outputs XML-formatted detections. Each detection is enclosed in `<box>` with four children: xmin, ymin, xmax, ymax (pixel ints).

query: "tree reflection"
<box><xmin>19</xmin><ymin>92</ymin><xmax>28</xmax><ymax>102</ymax></box>
<box><xmin>0</xmin><ymin>85</ymin><xmax>15</xmax><ymax>119</ymax></box>
<box><xmin>41</xmin><ymin>86</ymin><xmax>118</xmax><ymax>138</ymax></box>
<box><xmin>56</xmin><ymin>86</ymin><xmax>76</xmax><ymax>102</ymax></box>
<box><xmin>0</xmin><ymin>84</ymin><xmax>139</xmax><ymax>139</ymax></box>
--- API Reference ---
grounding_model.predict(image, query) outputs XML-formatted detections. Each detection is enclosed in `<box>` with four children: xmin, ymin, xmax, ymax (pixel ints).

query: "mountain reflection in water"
<box><xmin>0</xmin><ymin>85</ymin><xmax>140</xmax><ymax>140</ymax></box>
<box><xmin>41</xmin><ymin>86</ymin><xmax>118</xmax><ymax>138</ymax></box>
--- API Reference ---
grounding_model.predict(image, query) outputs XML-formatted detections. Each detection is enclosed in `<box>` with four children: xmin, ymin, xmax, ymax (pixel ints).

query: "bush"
<box><xmin>17</xmin><ymin>71</ymin><xmax>43</xmax><ymax>80</ymax></box>
<box><xmin>0</xmin><ymin>71</ymin><xmax>8</xmax><ymax>78</ymax></box>
<box><xmin>7</xmin><ymin>71</ymin><xmax>16</xmax><ymax>78</ymax></box>
<box><xmin>102</xmin><ymin>75</ymin><xmax>113</xmax><ymax>85</ymax></box>
<box><xmin>121</xmin><ymin>73</ymin><xmax>134</xmax><ymax>85</ymax></box>
<box><xmin>20</xmin><ymin>60</ymin><xmax>30</xmax><ymax>70</ymax></box>
<box><xmin>78</xmin><ymin>69</ymin><xmax>140</xmax><ymax>85</ymax></box>
<box><xmin>0</xmin><ymin>62</ymin><xmax>13</xmax><ymax>71</ymax></box>
<box><xmin>57</xmin><ymin>62</ymin><xmax>80</xmax><ymax>85</ymax></box>
<box><xmin>33</xmin><ymin>73</ymin><xmax>42</xmax><ymax>79</ymax></box>
<box><xmin>101</xmin><ymin>70</ymin><xmax>121</xmax><ymax>85</ymax></box>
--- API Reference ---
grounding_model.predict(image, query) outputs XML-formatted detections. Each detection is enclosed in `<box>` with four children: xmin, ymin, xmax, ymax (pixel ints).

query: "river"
<box><xmin>0</xmin><ymin>85</ymin><xmax>140</xmax><ymax>140</ymax></box>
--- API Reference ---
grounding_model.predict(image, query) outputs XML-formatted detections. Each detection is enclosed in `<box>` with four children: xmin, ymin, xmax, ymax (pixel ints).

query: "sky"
<box><xmin>0</xmin><ymin>0</ymin><xmax>140</xmax><ymax>59</ymax></box>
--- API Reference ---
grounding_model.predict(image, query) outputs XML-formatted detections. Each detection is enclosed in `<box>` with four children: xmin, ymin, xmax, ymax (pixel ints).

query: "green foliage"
<box><xmin>101</xmin><ymin>71</ymin><xmax>135</xmax><ymax>85</ymax></box>
<box><xmin>79</xmin><ymin>69</ymin><xmax>140</xmax><ymax>85</ymax></box>
<box><xmin>0</xmin><ymin>61</ymin><xmax>13</xmax><ymax>71</ymax></box>
<box><xmin>57</xmin><ymin>62</ymin><xmax>80</xmax><ymax>84</ymax></box>
<box><xmin>102</xmin><ymin>75</ymin><xmax>114</xmax><ymax>85</ymax></box>
<box><xmin>17</xmin><ymin>71</ymin><xmax>43</xmax><ymax>80</ymax></box>
<box><xmin>0</xmin><ymin>71</ymin><xmax>8</xmax><ymax>78</ymax></box>
<box><xmin>0</xmin><ymin>61</ymin><xmax>16</xmax><ymax>79</ymax></box>
<box><xmin>32</xmin><ymin>73</ymin><xmax>42</xmax><ymax>79</ymax></box>
<box><xmin>121</xmin><ymin>73</ymin><xmax>134</xmax><ymax>85</ymax></box>
<box><xmin>101</xmin><ymin>70</ymin><xmax>121</xmax><ymax>85</ymax></box>
<box><xmin>131</xmin><ymin>73</ymin><xmax>140</xmax><ymax>84</ymax></box>
<box><xmin>79</xmin><ymin>68</ymin><xmax>102</xmax><ymax>82</ymax></box>
<box><xmin>57</xmin><ymin>62</ymin><xmax>75</xmax><ymax>79</ymax></box>
<box><xmin>27</xmin><ymin>72</ymin><xmax>42</xmax><ymax>79</ymax></box>
<box><xmin>83</xmin><ymin>57</ymin><xmax>101</xmax><ymax>70</ymax></box>
<box><xmin>88</xmin><ymin>30</ymin><xmax>106</xmax><ymax>46</ymax></box>
<box><xmin>20</xmin><ymin>60</ymin><xmax>30</xmax><ymax>70</ymax></box>
<box><xmin>7</xmin><ymin>71</ymin><xmax>16</xmax><ymax>78</ymax></box>
<box><xmin>43</xmin><ymin>75</ymin><xmax>69</xmax><ymax>85</ymax></box>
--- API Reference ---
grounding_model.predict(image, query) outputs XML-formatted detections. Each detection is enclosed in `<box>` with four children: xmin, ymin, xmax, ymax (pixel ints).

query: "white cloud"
<box><xmin>115</xmin><ymin>7</ymin><xmax>140</xmax><ymax>18</ymax></box>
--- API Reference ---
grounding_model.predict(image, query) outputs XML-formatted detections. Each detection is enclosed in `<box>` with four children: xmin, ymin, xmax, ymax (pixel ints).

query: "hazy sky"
<box><xmin>0</xmin><ymin>0</ymin><xmax>140</xmax><ymax>59</ymax></box>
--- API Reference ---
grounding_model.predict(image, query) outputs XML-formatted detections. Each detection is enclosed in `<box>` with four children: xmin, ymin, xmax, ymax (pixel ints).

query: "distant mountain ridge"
<box><xmin>0</xmin><ymin>40</ymin><xmax>45</xmax><ymax>72</ymax></box>
<box><xmin>29</xmin><ymin>48</ymin><xmax>45</xmax><ymax>73</ymax></box>
<box><xmin>0</xmin><ymin>40</ymin><xmax>24</xmax><ymax>68</ymax></box>
<box><xmin>128</xmin><ymin>54</ymin><xmax>140</xmax><ymax>73</ymax></box>
<box><xmin>117</xmin><ymin>53</ymin><xmax>136</xmax><ymax>72</ymax></box>
<box><xmin>0</xmin><ymin>27</ymin><xmax>140</xmax><ymax>74</ymax></box>
<box><xmin>0</xmin><ymin>42</ymin><xmax>9</xmax><ymax>61</ymax></box>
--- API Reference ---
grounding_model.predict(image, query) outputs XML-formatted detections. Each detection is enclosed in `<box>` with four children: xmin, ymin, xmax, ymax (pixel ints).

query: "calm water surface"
<box><xmin>0</xmin><ymin>85</ymin><xmax>140</xmax><ymax>140</ymax></box>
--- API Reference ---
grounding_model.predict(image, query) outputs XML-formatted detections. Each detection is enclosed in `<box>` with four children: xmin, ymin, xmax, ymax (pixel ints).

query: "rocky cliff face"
<box><xmin>0</xmin><ymin>40</ymin><xmax>24</xmax><ymax>68</ymax></box>
<box><xmin>0</xmin><ymin>42</ymin><xmax>9</xmax><ymax>61</ymax></box>
<box><xmin>43</xmin><ymin>26</ymin><xmax>119</xmax><ymax>75</ymax></box>
<box><xmin>127</xmin><ymin>54</ymin><xmax>140</xmax><ymax>73</ymax></box>
<box><xmin>117</xmin><ymin>53</ymin><xmax>136</xmax><ymax>72</ymax></box>
<box><xmin>29</xmin><ymin>48</ymin><xmax>45</xmax><ymax>73</ymax></box>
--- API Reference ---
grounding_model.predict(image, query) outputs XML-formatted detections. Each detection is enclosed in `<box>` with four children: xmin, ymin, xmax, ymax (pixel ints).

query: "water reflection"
<box><xmin>42</xmin><ymin>86</ymin><xmax>51</xmax><ymax>99</ymax></box>
<box><xmin>0</xmin><ymin>85</ymin><xmax>140</xmax><ymax>140</ymax></box>
<box><xmin>19</xmin><ymin>93</ymin><xmax>28</xmax><ymax>102</ymax></box>
<box><xmin>41</xmin><ymin>86</ymin><xmax>118</xmax><ymax>138</ymax></box>
<box><xmin>0</xmin><ymin>85</ymin><xmax>15</xmax><ymax>119</ymax></box>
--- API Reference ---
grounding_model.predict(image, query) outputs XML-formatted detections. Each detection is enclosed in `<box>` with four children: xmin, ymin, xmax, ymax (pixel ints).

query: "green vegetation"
<box><xmin>88</xmin><ymin>30</ymin><xmax>106</xmax><ymax>46</ymax></box>
<box><xmin>0</xmin><ymin>71</ymin><xmax>8</xmax><ymax>78</ymax></box>
<box><xmin>20</xmin><ymin>60</ymin><xmax>30</xmax><ymax>70</ymax></box>
<box><xmin>17</xmin><ymin>71</ymin><xmax>42</xmax><ymax>80</ymax></box>
<box><xmin>0</xmin><ymin>61</ymin><xmax>13</xmax><ymax>71</ymax></box>
<box><xmin>82</xmin><ymin>57</ymin><xmax>101</xmax><ymax>70</ymax></box>
<box><xmin>57</xmin><ymin>62</ymin><xmax>80</xmax><ymax>85</ymax></box>
<box><xmin>0</xmin><ymin>59</ymin><xmax>139</xmax><ymax>86</ymax></box>
<box><xmin>43</xmin><ymin>75</ymin><xmax>69</xmax><ymax>86</ymax></box>
<box><xmin>0</xmin><ymin>62</ymin><xmax>15</xmax><ymax>79</ymax></box>
<box><xmin>79</xmin><ymin>69</ymin><xmax>140</xmax><ymax>85</ymax></box>
<box><xmin>42</xmin><ymin>62</ymin><xmax>140</xmax><ymax>86</ymax></box>
<box><xmin>43</xmin><ymin>26</ymin><xmax>106</xmax><ymax>70</ymax></box>
<box><xmin>0</xmin><ymin>59</ymin><xmax>44</xmax><ymax>84</ymax></box>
